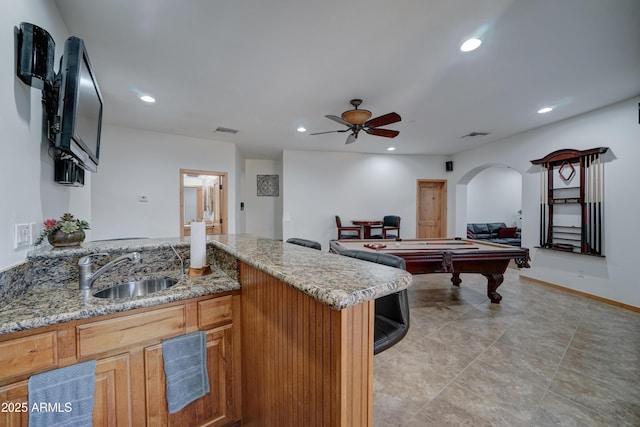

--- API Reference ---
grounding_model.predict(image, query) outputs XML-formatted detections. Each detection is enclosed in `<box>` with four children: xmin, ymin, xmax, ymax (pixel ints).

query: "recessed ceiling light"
<box><xmin>387</xmin><ymin>147</ymin><xmax>396</xmax><ymax>151</ymax></box>
<box><xmin>537</xmin><ymin>106</ymin><xmax>554</xmax><ymax>114</ymax></box>
<box><xmin>297</xmin><ymin>126</ymin><xmax>307</xmax><ymax>133</ymax></box>
<box><xmin>140</xmin><ymin>95</ymin><xmax>156</xmax><ymax>103</ymax></box>
<box><xmin>460</xmin><ymin>38</ymin><xmax>482</xmax><ymax>52</ymax></box>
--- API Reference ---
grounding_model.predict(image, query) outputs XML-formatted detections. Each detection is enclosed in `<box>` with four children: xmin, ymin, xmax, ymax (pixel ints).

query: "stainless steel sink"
<box><xmin>92</xmin><ymin>278</ymin><xmax>178</xmax><ymax>299</ymax></box>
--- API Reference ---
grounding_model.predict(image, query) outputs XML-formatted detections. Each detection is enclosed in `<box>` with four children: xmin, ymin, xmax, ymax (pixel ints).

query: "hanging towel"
<box><xmin>28</xmin><ymin>359</ymin><xmax>96</xmax><ymax>427</ymax></box>
<box><xmin>162</xmin><ymin>330</ymin><xmax>210</xmax><ymax>414</ymax></box>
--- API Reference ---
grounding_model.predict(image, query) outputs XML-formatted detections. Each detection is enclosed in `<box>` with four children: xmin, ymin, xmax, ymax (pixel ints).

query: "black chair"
<box><xmin>335</xmin><ymin>216</ymin><xmax>361</xmax><ymax>239</ymax></box>
<box><xmin>339</xmin><ymin>249</ymin><xmax>410</xmax><ymax>355</ymax></box>
<box><xmin>371</xmin><ymin>215</ymin><xmax>401</xmax><ymax>239</ymax></box>
<box><xmin>286</xmin><ymin>237</ymin><xmax>322</xmax><ymax>250</ymax></box>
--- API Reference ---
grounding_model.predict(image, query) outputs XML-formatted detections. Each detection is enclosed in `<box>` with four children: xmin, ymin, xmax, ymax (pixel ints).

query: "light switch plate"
<box><xmin>15</xmin><ymin>223</ymin><xmax>33</xmax><ymax>248</ymax></box>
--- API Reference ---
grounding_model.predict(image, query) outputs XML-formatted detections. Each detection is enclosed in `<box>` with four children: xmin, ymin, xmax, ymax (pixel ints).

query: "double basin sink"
<box><xmin>93</xmin><ymin>278</ymin><xmax>178</xmax><ymax>299</ymax></box>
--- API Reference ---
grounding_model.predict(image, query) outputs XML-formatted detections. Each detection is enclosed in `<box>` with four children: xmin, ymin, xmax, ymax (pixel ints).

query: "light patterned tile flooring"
<box><xmin>373</xmin><ymin>268</ymin><xmax>640</xmax><ymax>426</ymax></box>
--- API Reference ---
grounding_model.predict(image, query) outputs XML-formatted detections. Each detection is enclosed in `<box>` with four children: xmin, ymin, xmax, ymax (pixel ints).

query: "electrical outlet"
<box><xmin>15</xmin><ymin>223</ymin><xmax>33</xmax><ymax>248</ymax></box>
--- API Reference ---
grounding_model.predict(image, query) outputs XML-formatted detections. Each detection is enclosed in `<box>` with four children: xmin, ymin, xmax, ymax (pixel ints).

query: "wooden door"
<box><xmin>93</xmin><ymin>353</ymin><xmax>135</xmax><ymax>426</ymax></box>
<box><xmin>416</xmin><ymin>180</ymin><xmax>447</xmax><ymax>238</ymax></box>
<box><xmin>0</xmin><ymin>380</ymin><xmax>29</xmax><ymax>426</ymax></box>
<box><xmin>144</xmin><ymin>325</ymin><xmax>236</xmax><ymax>427</ymax></box>
<box><xmin>209</xmin><ymin>175</ymin><xmax>225</xmax><ymax>235</ymax></box>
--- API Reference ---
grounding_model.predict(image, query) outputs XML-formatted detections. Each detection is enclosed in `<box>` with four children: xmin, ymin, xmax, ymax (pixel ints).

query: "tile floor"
<box><xmin>373</xmin><ymin>268</ymin><xmax>640</xmax><ymax>426</ymax></box>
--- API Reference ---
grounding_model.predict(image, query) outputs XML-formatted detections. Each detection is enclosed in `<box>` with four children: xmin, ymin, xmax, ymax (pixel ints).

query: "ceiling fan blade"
<box><xmin>365</xmin><ymin>112</ymin><xmax>401</xmax><ymax>129</ymax></box>
<box><xmin>325</xmin><ymin>115</ymin><xmax>353</xmax><ymax>127</ymax></box>
<box><xmin>309</xmin><ymin>129</ymin><xmax>349</xmax><ymax>135</ymax></box>
<box><xmin>365</xmin><ymin>128</ymin><xmax>399</xmax><ymax>138</ymax></box>
<box><xmin>345</xmin><ymin>133</ymin><xmax>357</xmax><ymax>144</ymax></box>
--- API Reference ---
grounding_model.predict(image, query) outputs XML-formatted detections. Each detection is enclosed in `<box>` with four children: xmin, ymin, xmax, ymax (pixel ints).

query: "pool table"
<box><xmin>330</xmin><ymin>238</ymin><xmax>530</xmax><ymax>303</ymax></box>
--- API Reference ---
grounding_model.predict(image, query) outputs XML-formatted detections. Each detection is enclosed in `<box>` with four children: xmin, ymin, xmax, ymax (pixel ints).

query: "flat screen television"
<box><xmin>53</xmin><ymin>36</ymin><xmax>103</xmax><ymax>172</ymax></box>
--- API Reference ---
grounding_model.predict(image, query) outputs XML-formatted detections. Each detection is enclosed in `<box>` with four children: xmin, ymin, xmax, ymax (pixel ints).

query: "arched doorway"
<box><xmin>455</xmin><ymin>164</ymin><xmax>523</xmax><ymax>237</ymax></box>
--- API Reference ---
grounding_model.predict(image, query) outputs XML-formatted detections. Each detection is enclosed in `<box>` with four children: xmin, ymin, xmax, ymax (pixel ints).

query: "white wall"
<box><xmin>282</xmin><ymin>150</ymin><xmax>449</xmax><ymax>249</ymax></box>
<box><xmin>466</xmin><ymin>167</ymin><xmax>522</xmax><ymax>226</ymax></box>
<box><xmin>452</xmin><ymin>97</ymin><xmax>640</xmax><ymax>308</ymax></box>
<box><xmin>235</xmin><ymin>146</ymin><xmax>246</xmax><ymax>234</ymax></box>
<box><xmin>244</xmin><ymin>158</ymin><xmax>283</xmax><ymax>239</ymax></box>
<box><xmin>0</xmin><ymin>3</ymin><xmax>242</xmax><ymax>269</ymax></box>
<box><xmin>0</xmin><ymin>1</ymin><xmax>96</xmax><ymax>270</ymax></box>
<box><xmin>4</xmin><ymin>2</ymin><xmax>637</xmax><ymax>311</ymax></box>
<box><xmin>91</xmin><ymin>125</ymin><xmax>237</xmax><ymax>240</ymax></box>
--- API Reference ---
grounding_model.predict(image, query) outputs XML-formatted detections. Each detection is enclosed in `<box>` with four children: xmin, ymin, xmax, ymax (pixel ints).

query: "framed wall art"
<box><xmin>257</xmin><ymin>174</ymin><xmax>279</xmax><ymax>197</ymax></box>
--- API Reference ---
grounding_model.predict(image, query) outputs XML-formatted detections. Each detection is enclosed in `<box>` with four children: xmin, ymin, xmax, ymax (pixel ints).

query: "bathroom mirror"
<box><xmin>180</xmin><ymin>169</ymin><xmax>228</xmax><ymax>237</ymax></box>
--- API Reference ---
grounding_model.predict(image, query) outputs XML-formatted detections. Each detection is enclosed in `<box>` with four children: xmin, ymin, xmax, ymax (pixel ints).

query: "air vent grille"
<box><xmin>215</xmin><ymin>127</ymin><xmax>239</xmax><ymax>135</ymax></box>
<box><xmin>461</xmin><ymin>131</ymin><xmax>490</xmax><ymax>138</ymax></box>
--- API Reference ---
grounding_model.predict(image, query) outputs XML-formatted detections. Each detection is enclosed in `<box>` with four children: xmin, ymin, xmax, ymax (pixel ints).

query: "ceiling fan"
<box><xmin>310</xmin><ymin>99</ymin><xmax>401</xmax><ymax>144</ymax></box>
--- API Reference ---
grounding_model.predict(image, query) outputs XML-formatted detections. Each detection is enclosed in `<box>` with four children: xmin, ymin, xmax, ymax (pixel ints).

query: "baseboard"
<box><xmin>519</xmin><ymin>274</ymin><xmax>640</xmax><ymax>313</ymax></box>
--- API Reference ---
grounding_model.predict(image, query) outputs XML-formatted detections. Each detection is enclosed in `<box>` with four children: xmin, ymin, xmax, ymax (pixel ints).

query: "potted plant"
<box><xmin>35</xmin><ymin>213</ymin><xmax>90</xmax><ymax>247</ymax></box>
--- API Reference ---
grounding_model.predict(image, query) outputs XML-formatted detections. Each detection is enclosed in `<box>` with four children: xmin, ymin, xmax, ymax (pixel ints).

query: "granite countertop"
<box><xmin>0</xmin><ymin>268</ymin><xmax>239</xmax><ymax>335</ymax></box>
<box><xmin>2</xmin><ymin>234</ymin><xmax>411</xmax><ymax>335</ymax></box>
<box><xmin>206</xmin><ymin>234</ymin><xmax>413</xmax><ymax>310</ymax></box>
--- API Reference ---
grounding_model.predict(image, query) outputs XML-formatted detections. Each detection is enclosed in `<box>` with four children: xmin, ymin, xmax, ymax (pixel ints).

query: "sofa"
<box><xmin>467</xmin><ymin>222</ymin><xmax>521</xmax><ymax>247</ymax></box>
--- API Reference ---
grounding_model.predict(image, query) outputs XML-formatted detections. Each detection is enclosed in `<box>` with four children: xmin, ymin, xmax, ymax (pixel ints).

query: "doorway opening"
<box><xmin>466</xmin><ymin>166</ymin><xmax>522</xmax><ymax>228</ymax></box>
<box><xmin>454</xmin><ymin>164</ymin><xmax>523</xmax><ymax>239</ymax></box>
<box><xmin>180</xmin><ymin>169</ymin><xmax>228</xmax><ymax>237</ymax></box>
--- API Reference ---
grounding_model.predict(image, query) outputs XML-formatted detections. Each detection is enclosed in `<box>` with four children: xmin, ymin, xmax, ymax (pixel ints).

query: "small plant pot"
<box><xmin>47</xmin><ymin>230</ymin><xmax>86</xmax><ymax>247</ymax></box>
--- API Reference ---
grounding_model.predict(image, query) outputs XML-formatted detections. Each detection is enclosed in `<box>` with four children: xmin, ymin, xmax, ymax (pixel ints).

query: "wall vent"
<box><xmin>214</xmin><ymin>127</ymin><xmax>239</xmax><ymax>135</ymax></box>
<box><xmin>461</xmin><ymin>131</ymin><xmax>490</xmax><ymax>138</ymax></box>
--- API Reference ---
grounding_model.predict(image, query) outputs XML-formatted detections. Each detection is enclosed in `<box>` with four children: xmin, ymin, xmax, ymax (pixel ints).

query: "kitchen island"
<box><xmin>0</xmin><ymin>234</ymin><xmax>412</xmax><ymax>426</ymax></box>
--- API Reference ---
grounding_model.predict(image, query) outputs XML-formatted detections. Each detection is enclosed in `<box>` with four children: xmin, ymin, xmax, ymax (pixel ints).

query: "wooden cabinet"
<box><xmin>0</xmin><ymin>380</ymin><xmax>29</xmax><ymax>426</ymax></box>
<box><xmin>0</xmin><ymin>292</ymin><xmax>241</xmax><ymax>427</ymax></box>
<box><xmin>144</xmin><ymin>295</ymin><xmax>239</xmax><ymax>426</ymax></box>
<box><xmin>145</xmin><ymin>324</ymin><xmax>236</xmax><ymax>426</ymax></box>
<box><xmin>77</xmin><ymin>305</ymin><xmax>187</xmax><ymax>358</ymax></box>
<box><xmin>94</xmin><ymin>353</ymin><xmax>134</xmax><ymax>426</ymax></box>
<box><xmin>240</xmin><ymin>262</ymin><xmax>374</xmax><ymax>426</ymax></box>
<box><xmin>0</xmin><ymin>332</ymin><xmax>58</xmax><ymax>380</ymax></box>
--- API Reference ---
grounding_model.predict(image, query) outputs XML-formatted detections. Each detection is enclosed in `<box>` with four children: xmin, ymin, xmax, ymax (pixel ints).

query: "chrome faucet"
<box><xmin>78</xmin><ymin>252</ymin><xmax>141</xmax><ymax>293</ymax></box>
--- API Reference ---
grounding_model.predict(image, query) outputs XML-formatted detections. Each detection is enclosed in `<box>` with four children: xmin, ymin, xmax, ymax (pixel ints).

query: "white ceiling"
<box><xmin>54</xmin><ymin>0</ymin><xmax>640</xmax><ymax>159</ymax></box>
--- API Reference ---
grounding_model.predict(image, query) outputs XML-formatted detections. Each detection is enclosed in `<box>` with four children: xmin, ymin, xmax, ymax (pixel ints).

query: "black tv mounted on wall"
<box><xmin>16</xmin><ymin>22</ymin><xmax>104</xmax><ymax>182</ymax></box>
<box><xmin>52</xmin><ymin>36</ymin><xmax>103</xmax><ymax>173</ymax></box>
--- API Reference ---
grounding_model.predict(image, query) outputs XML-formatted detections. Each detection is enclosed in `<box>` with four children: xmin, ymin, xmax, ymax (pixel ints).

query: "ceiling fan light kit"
<box><xmin>310</xmin><ymin>99</ymin><xmax>401</xmax><ymax>145</ymax></box>
<box><xmin>340</xmin><ymin>99</ymin><xmax>372</xmax><ymax>125</ymax></box>
<box><xmin>341</xmin><ymin>109</ymin><xmax>372</xmax><ymax>125</ymax></box>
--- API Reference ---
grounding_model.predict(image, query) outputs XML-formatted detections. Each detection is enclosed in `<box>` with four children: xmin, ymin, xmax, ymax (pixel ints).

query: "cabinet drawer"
<box><xmin>77</xmin><ymin>306</ymin><xmax>186</xmax><ymax>357</ymax></box>
<box><xmin>198</xmin><ymin>295</ymin><xmax>232</xmax><ymax>329</ymax></box>
<box><xmin>0</xmin><ymin>332</ymin><xmax>57</xmax><ymax>381</ymax></box>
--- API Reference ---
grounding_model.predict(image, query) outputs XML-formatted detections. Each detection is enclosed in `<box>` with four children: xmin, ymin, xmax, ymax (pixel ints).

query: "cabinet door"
<box><xmin>145</xmin><ymin>324</ymin><xmax>236</xmax><ymax>427</ymax></box>
<box><xmin>0</xmin><ymin>355</ymin><xmax>134</xmax><ymax>427</ymax></box>
<box><xmin>0</xmin><ymin>380</ymin><xmax>29</xmax><ymax>426</ymax></box>
<box><xmin>93</xmin><ymin>353</ymin><xmax>134</xmax><ymax>427</ymax></box>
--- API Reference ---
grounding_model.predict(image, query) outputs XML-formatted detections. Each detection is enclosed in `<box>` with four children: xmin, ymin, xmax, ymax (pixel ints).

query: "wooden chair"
<box><xmin>339</xmin><ymin>249</ymin><xmax>410</xmax><ymax>354</ymax></box>
<box><xmin>335</xmin><ymin>216</ymin><xmax>361</xmax><ymax>239</ymax></box>
<box><xmin>371</xmin><ymin>215</ymin><xmax>401</xmax><ymax>239</ymax></box>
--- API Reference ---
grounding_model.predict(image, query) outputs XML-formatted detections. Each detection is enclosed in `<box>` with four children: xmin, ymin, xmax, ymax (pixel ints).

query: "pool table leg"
<box><xmin>484</xmin><ymin>273</ymin><xmax>504</xmax><ymax>303</ymax></box>
<box><xmin>450</xmin><ymin>273</ymin><xmax>462</xmax><ymax>287</ymax></box>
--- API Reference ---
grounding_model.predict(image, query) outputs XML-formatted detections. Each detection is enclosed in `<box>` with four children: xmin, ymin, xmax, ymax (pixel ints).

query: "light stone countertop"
<box><xmin>1</xmin><ymin>234</ymin><xmax>412</xmax><ymax>335</ymax></box>
<box><xmin>0</xmin><ymin>268</ymin><xmax>238</xmax><ymax>335</ymax></box>
<box><xmin>206</xmin><ymin>234</ymin><xmax>412</xmax><ymax>310</ymax></box>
